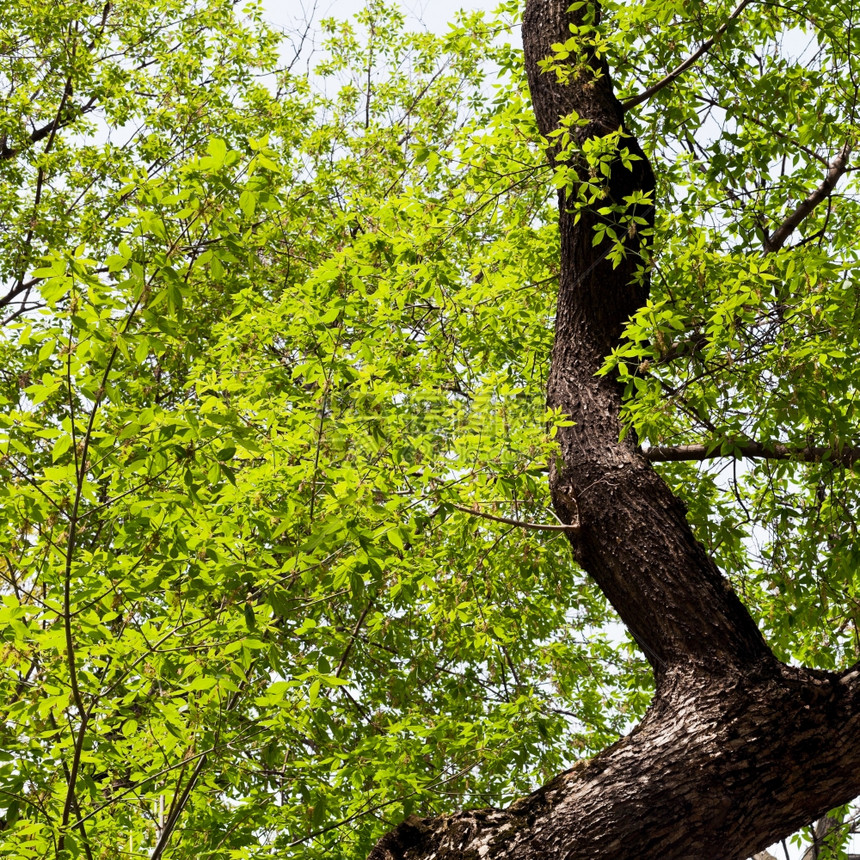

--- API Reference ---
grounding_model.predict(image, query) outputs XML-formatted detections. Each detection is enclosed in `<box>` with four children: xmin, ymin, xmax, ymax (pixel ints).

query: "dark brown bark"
<box><xmin>367</xmin><ymin>1</ymin><xmax>860</xmax><ymax>857</ymax></box>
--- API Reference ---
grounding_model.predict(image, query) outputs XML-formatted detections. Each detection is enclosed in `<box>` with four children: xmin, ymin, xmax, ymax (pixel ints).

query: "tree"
<box><xmin>0</xmin><ymin>0</ymin><xmax>859</xmax><ymax>858</ymax></box>
<box><xmin>369</xmin><ymin>0</ymin><xmax>860</xmax><ymax>857</ymax></box>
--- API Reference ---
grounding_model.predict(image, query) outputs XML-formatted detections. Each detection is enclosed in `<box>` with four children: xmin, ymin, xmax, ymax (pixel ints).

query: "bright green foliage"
<box><xmin>0</xmin><ymin>2</ymin><xmax>643</xmax><ymax>858</ymax></box>
<box><xmin>1</xmin><ymin>0</ymin><xmax>858</xmax><ymax>857</ymax></box>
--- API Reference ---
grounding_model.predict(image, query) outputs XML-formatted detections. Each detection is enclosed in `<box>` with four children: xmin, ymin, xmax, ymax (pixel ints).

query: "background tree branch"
<box><xmin>644</xmin><ymin>440</ymin><xmax>860</xmax><ymax>468</ymax></box>
<box><xmin>621</xmin><ymin>0</ymin><xmax>752</xmax><ymax>111</ymax></box>
<box><xmin>764</xmin><ymin>143</ymin><xmax>851</xmax><ymax>253</ymax></box>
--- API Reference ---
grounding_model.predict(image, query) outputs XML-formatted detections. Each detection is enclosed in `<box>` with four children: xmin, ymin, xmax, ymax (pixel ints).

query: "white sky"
<box><xmin>263</xmin><ymin>0</ymin><xmax>497</xmax><ymax>34</ymax></box>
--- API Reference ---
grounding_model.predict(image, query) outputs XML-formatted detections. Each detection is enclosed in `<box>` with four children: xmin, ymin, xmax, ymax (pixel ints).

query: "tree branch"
<box><xmin>644</xmin><ymin>440</ymin><xmax>860</xmax><ymax>468</ymax></box>
<box><xmin>693</xmin><ymin>94</ymin><xmax>830</xmax><ymax>167</ymax></box>
<box><xmin>373</xmin><ymin>667</ymin><xmax>860</xmax><ymax>860</ymax></box>
<box><xmin>764</xmin><ymin>142</ymin><xmax>851</xmax><ymax>253</ymax></box>
<box><xmin>621</xmin><ymin>0</ymin><xmax>752</xmax><ymax>111</ymax></box>
<box><xmin>449</xmin><ymin>503</ymin><xmax>579</xmax><ymax>533</ymax></box>
<box><xmin>0</xmin><ymin>96</ymin><xmax>100</xmax><ymax>162</ymax></box>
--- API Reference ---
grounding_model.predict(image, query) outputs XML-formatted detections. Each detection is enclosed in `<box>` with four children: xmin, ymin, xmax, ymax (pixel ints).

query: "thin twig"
<box><xmin>449</xmin><ymin>502</ymin><xmax>578</xmax><ymax>532</ymax></box>
<box><xmin>335</xmin><ymin>601</ymin><xmax>373</xmax><ymax>678</ymax></box>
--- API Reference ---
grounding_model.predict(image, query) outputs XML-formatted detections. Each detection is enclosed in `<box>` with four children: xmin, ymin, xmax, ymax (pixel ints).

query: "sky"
<box><xmin>264</xmin><ymin>0</ymin><xmax>497</xmax><ymax>34</ymax></box>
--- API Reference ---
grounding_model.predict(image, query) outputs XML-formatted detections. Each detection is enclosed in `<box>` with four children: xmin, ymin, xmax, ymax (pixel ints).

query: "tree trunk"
<box><xmin>367</xmin><ymin>1</ymin><xmax>860</xmax><ymax>857</ymax></box>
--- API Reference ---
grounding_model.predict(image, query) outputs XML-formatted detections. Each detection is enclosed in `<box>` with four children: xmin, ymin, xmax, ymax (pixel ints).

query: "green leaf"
<box><xmin>52</xmin><ymin>435</ymin><xmax>73</xmax><ymax>463</ymax></box>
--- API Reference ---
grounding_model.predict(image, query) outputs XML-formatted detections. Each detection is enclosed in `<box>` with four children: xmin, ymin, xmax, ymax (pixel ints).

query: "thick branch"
<box><xmin>0</xmin><ymin>96</ymin><xmax>98</xmax><ymax>163</ymax></box>
<box><xmin>373</xmin><ymin>666</ymin><xmax>860</xmax><ymax>860</ymax></box>
<box><xmin>645</xmin><ymin>440</ymin><xmax>860</xmax><ymax>468</ymax></box>
<box><xmin>764</xmin><ymin>142</ymin><xmax>851</xmax><ymax>253</ymax></box>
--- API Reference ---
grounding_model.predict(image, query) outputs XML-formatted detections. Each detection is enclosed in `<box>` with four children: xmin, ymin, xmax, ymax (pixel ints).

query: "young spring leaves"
<box><xmin>0</xmin><ymin>3</ymin><xmax>645</xmax><ymax>858</ymax></box>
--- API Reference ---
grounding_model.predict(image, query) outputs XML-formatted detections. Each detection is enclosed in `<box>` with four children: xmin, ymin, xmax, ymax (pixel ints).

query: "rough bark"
<box><xmin>367</xmin><ymin>1</ymin><xmax>860</xmax><ymax>858</ymax></box>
